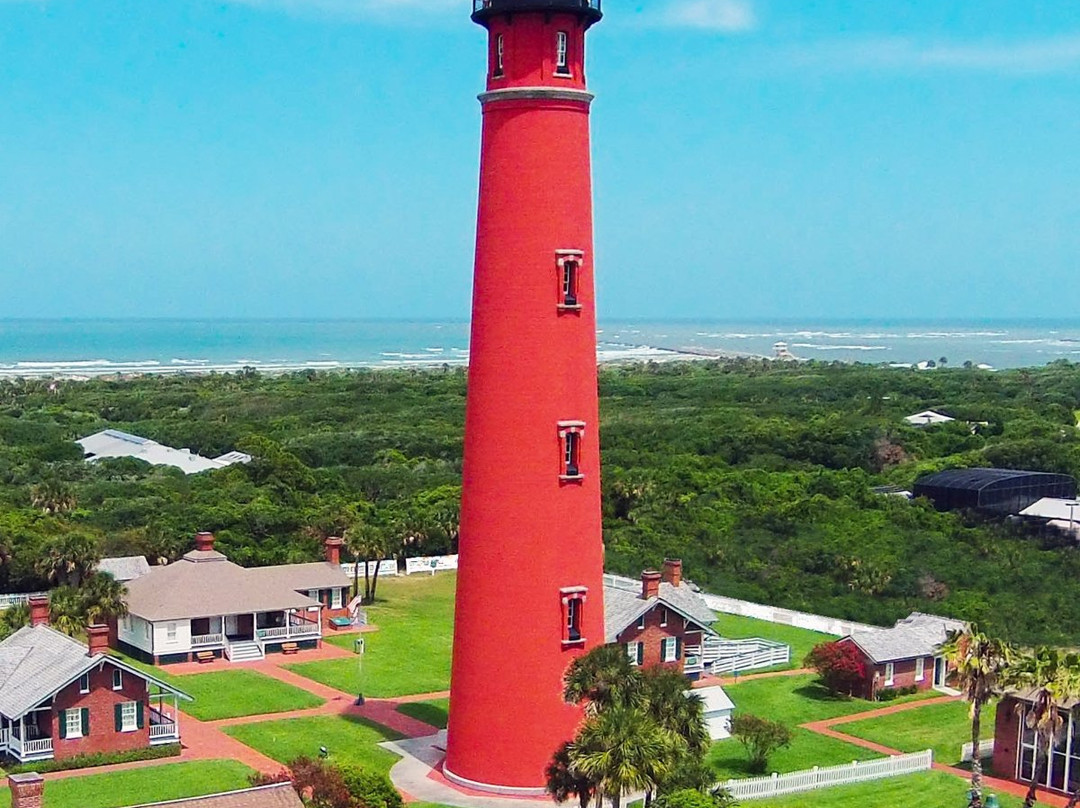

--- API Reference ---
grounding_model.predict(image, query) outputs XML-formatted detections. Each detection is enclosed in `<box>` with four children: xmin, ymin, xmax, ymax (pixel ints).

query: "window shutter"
<box><xmin>59</xmin><ymin>710</ymin><xmax>68</xmax><ymax>740</ymax></box>
<box><xmin>136</xmin><ymin>701</ymin><xmax>145</xmax><ymax>729</ymax></box>
<box><xmin>115</xmin><ymin>703</ymin><xmax>123</xmax><ymax>732</ymax></box>
<box><xmin>636</xmin><ymin>643</ymin><xmax>644</xmax><ymax>666</ymax></box>
<box><xmin>81</xmin><ymin>707</ymin><xmax>90</xmax><ymax>736</ymax></box>
<box><xmin>675</xmin><ymin>637</ymin><xmax>683</xmax><ymax>660</ymax></box>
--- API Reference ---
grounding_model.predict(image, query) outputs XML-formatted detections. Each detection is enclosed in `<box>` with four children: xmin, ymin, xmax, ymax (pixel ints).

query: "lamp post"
<box><xmin>1067</xmin><ymin>501</ymin><xmax>1080</xmax><ymax>541</ymax></box>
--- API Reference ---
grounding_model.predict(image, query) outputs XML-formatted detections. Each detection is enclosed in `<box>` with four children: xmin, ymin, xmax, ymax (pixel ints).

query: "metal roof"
<box><xmin>1019</xmin><ymin>497</ymin><xmax>1080</xmax><ymax>520</ymax></box>
<box><xmin>77</xmin><ymin>430</ymin><xmax>250</xmax><ymax>476</ymax></box>
<box><xmin>97</xmin><ymin>556</ymin><xmax>152</xmax><ymax>583</ymax></box>
<box><xmin>915</xmin><ymin>468</ymin><xmax>1074</xmax><ymax>492</ymax></box>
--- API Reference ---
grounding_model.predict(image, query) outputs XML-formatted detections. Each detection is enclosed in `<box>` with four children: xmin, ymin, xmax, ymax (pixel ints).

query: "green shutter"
<box><xmin>675</xmin><ymin>637</ymin><xmax>683</xmax><ymax>660</ymax></box>
<box><xmin>115</xmin><ymin>703</ymin><xmax>123</xmax><ymax>732</ymax></box>
<box><xmin>636</xmin><ymin>643</ymin><xmax>644</xmax><ymax>666</ymax></box>
<box><xmin>136</xmin><ymin>700</ymin><xmax>144</xmax><ymax>729</ymax></box>
<box><xmin>81</xmin><ymin>707</ymin><xmax>90</xmax><ymax>736</ymax></box>
<box><xmin>59</xmin><ymin>710</ymin><xmax>68</xmax><ymax>740</ymax></box>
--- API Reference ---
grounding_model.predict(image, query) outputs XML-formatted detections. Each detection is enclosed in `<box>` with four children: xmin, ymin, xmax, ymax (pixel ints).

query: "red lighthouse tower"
<box><xmin>444</xmin><ymin>0</ymin><xmax>606</xmax><ymax>794</ymax></box>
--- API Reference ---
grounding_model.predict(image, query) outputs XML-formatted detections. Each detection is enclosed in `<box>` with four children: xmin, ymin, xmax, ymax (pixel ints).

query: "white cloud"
<box><xmin>786</xmin><ymin>34</ymin><xmax>1080</xmax><ymax>75</ymax></box>
<box><xmin>660</xmin><ymin>0</ymin><xmax>755</xmax><ymax>32</ymax></box>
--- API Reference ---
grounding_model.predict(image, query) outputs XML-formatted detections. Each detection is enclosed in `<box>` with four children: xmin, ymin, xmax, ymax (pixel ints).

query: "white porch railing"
<box><xmin>256</xmin><ymin>622</ymin><xmax>320</xmax><ymax>641</ymax></box>
<box><xmin>287</xmin><ymin>621</ymin><xmax>321</xmax><ymax>637</ymax></box>
<box><xmin>10</xmin><ymin>735</ymin><xmax>54</xmax><ymax>759</ymax></box>
<box><xmin>0</xmin><ymin>592</ymin><xmax>48</xmax><ymax>611</ymax></box>
<box><xmin>150</xmin><ymin>722</ymin><xmax>178</xmax><ymax>741</ymax></box>
<box><xmin>961</xmin><ymin>739</ymin><xmax>995</xmax><ymax>763</ymax></box>
<box><xmin>719</xmin><ymin>751</ymin><xmax>932</xmax><ymax>800</ymax></box>
<box><xmin>191</xmin><ymin>632</ymin><xmax>224</xmax><ymax>647</ymax></box>
<box><xmin>256</xmin><ymin>626</ymin><xmax>289</xmax><ymax>641</ymax></box>
<box><xmin>0</xmin><ymin>726</ymin><xmax>9</xmax><ymax>749</ymax></box>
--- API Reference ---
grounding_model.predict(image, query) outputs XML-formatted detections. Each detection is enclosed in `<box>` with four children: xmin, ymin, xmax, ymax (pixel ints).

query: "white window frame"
<box><xmin>331</xmin><ymin>588</ymin><xmax>343</xmax><ymax>610</ymax></box>
<box><xmin>558</xmin><ymin>422</ymin><xmax>585</xmax><ymax>479</ymax></box>
<box><xmin>65</xmin><ymin>708</ymin><xmax>83</xmax><ymax>739</ymax></box>
<box><xmin>167</xmin><ymin>622</ymin><xmax>177</xmax><ymax>642</ymax></box>
<box><xmin>308</xmin><ymin>589</ymin><xmax>320</xmax><ymax>601</ymax></box>
<box><xmin>120</xmin><ymin>701</ymin><xmax>138</xmax><ymax>732</ymax></box>
<box><xmin>660</xmin><ymin>607</ymin><xmax>668</xmax><ymax>628</ymax></box>
<box><xmin>626</xmin><ymin>641</ymin><xmax>642</xmax><ymax>666</ymax></box>
<box><xmin>915</xmin><ymin>656</ymin><xmax>925</xmax><ymax>682</ymax></box>
<box><xmin>637</xmin><ymin>614</ymin><xmax>646</xmax><ymax>630</ymax></box>
<box><xmin>79</xmin><ymin>673</ymin><xmax>90</xmax><ymax>694</ymax></box>
<box><xmin>555</xmin><ymin>31</ymin><xmax>570</xmax><ymax>75</ymax></box>
<box><xmin>143</xmin><ymin>619</ymin><xmax>150</xmax><ymax>639</ymax></box>
<box><xmin>113</xmin><ymin>669</ymin><xmax>123</xmax><ymax>691</ymax></box>
<box><xmin>662</xmin><ymin>637</ymin><xmax>678</xmax><ymax>663</ymax></box>
<box><xmin>495</xmin><ymin>34</ymin><xmax>504</xmax><ymax>76</ymax></box>
<box><xmin>884</xmin><ymin>662</ymin><xmax>895</xmax><ymax>687</ymax></box>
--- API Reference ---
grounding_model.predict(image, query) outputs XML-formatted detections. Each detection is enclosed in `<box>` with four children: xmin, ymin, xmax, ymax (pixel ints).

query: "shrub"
<box><xmin>875</xmin><ymin>684</ymin><xmax>918</xmax><ymax>701</ymax></box>
<box><xmin>338</xmin><ymin>762</ymin><xmax>403</xmax><ymax>808</ymax></box>
<box><xmin>804</xmin><ymin>641</ymin><xmax>866</xmax><ymax>696</ymax></box>
<box><xmin>2</xmin><ymin>743</ymin><xmax>180</xmax><ymax>775</ymax></box>
<box><xmin>729</xmin><ymin>713</ymin><xmax>792</xmax><ymax>774</ymax></box>
<box><xmin>655</xmin><ymin>788</ymin><xmax>739</xmax><ymax>808</ymax></box>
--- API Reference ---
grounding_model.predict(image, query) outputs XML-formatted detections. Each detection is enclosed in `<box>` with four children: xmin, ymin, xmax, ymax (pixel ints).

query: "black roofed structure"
<box><xmin>913</xmin><ymin>468</ymin><xmax>1076</xmax><ymax>515</ymax></box>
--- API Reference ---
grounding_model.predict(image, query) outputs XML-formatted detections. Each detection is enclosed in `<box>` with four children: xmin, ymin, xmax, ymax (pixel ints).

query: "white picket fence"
<box><xmin>700</xmin><ymin>592</ymin><xmax>880</xmax><ymax>637</ymax></box>
<box><xmin>719</xmin><ymin>750</ymin><xmax>933</xmax><ymax>800</ymax></box>
<box><xmin>704</xmin><ymin>637</ymin><xmax>791</xmax><ymax>674</ymax></box>
<box><xmin>961</xmin><ymin>739</ymin><xmax>994</xmax><ymax>763</ymax></box>
<box><xmin>0</xmin><ymin>592</ymin><xmax>47</xmax><ymax>611</ymax></box>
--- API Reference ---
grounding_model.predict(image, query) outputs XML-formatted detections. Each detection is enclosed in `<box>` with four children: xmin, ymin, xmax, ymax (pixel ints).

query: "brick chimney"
<box><xmin>8</xmin><ymin>773</ymin><xmax>44</xmax><ymax>808</ymax></box>
<box><xmin>324</xmin><ymin>536</ymin><xmax>344</xmax><ymax>566</ymax></box>
<box><xmin>194</xmin><ymin>532</ymin><xmax>215</xmax><ymax>553</ymax></box>
<box><xmin>661</xmin><ymin>559</ymin><xmax>683</xmax><ymax>587</ymax></box>
<box><xmin>87</xmin><ymin>624</ymin><xmax>110</xmax><ymax>657</ymax></box>
<box><xmin>641</xmin><ymin>570</ymin><xmax>661</xmax><ymax>600</ymax></box>
<box><xmin>28</xmin><ymin>596</ymin><xmax>49</xmax><ymax>628</ymax></box>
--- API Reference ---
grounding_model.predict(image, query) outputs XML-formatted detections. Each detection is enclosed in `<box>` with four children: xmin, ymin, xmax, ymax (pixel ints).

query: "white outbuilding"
<box><xmin>904</xmin><ymin>410</ymin><xmax>955</xmax><ymax>427</ymax></box>
<box><xmin>691</xmin><ymin>685</ymin><xmax>736</xmax><ymax>740</ymax></box>
<box><xmin>77</xmin><ymin>430</ymin><xmax>252</xmax><ymax>475</ymax></box>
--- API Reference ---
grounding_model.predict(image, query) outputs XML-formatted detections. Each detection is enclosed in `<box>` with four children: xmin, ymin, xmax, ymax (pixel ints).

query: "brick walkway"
<box><xmin>800</xmin><ymin>693</ymin><xmax>1071</xmax><ymax>807</ymax></box>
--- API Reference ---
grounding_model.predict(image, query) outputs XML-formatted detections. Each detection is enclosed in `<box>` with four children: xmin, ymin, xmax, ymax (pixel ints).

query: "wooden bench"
<box><xmin>281</xmin><ymin>642</ymin><xmax>299</xmax><ymax>655</ymax></box>
<box><xmin>195</xmin><ymin>651</ymin><xmax>215</xmax><ymax>664</ymax></box>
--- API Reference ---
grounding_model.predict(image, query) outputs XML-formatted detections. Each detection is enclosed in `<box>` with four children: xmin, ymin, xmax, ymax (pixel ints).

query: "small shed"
<box><xmin>692</xmin><ymin>685</ymin><xmax>735</xmax><ymax>740</ymax></box>
<box><xmin>904</xmin><ymin>410</ymin><xmax>955</xmax><ymax>427</ymax></box>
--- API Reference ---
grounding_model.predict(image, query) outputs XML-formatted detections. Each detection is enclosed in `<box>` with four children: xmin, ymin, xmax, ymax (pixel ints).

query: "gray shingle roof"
<box><xmin>98</xmin><ymin>555</ymin><xmax>152</xmax><ymax>583</ymax></box>
<box><xmin>248</xmin><ymin>562</ymin><xmax>351</xmax><ymax>593</ymax></box>
<box><xmin>0</xmin><ymin>625</ymin><xmax>189</xmax><ymax>719</ymax></box>
<box><xmin>604</xmin><ymin>582</ymin><xmax>718</xmax><ymax>643</ymax></box>
<box><xmin>124</xmin><ymin>554</ymin><xmax>321</xmax><ymax>622</ymax></box>
<box><xmin>845</xmin><ymin>612</ymin><xmax>967</xmax><ymax>664</ymax></box>
<box><xmin>126</xmin><ymin>783</ymin><xmax>303</xmax><ymax>808</ymax></box>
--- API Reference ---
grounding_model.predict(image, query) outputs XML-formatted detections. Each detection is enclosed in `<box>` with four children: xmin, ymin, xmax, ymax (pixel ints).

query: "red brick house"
<box><xmin>837</xmin><ymin>612</ymin><xmax>965</xmax><ymax>700</ymax></box>
<box><xmin>0</xmin><ymin>599</ymin><xmax>190</xmax><ymax>764</ymax></box>
<box><xmin>604</xmin><ymin>561</ymin><xmax>718</xmax><ymax>678</ymax></box>
<box><xmin>992</xmin><ymin>692</ymin><xmax>1080</xmax><ymax>795</ymax></box>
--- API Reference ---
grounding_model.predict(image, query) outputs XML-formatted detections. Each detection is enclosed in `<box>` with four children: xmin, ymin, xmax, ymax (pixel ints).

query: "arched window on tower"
<box><xmin>560</xmin><ymin>586</ymin><xmax>587</xmax><ymax>646</ymax></box>
<box><xmin>494</xmin><ymin>34</ymin><xmax>504</xmax><ymax>77</ymax></box>
<box><xmin>555</xmin><ymin>31</ymin><xmax>571</xmax><ymax>76</ymax></box>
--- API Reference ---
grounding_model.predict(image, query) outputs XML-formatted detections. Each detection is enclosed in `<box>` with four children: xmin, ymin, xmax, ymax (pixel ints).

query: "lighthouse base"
<box><xmin>382</xmin><ymin>732</ymin><xmax>553</xmax><ymax>806</ymax></box>
<box><xmin>442</xmin><ymin>765</ymin><xmax>548</xmax><ymax>797</ymax></box>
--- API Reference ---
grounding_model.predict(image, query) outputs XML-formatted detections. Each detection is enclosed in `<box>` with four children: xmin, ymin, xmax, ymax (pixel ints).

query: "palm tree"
<box><xmin>36</xmin><ymin>532</ymin><xmax>102</xmax><ymax>588</ymax></box>
<box><xmin>49</xmin><ymin>586</ymin><xmax>87</xmax><ymax>637</ymax></box>
<box><xmin>1002</xmin><ymin>647</ymin><xmax>1080</xmax><ymax>808</ymax></box>
<box><xmin>569</xmin><ymin>704</ymin><xmax>672</xmax><ymax>808</ymax></box>
<box><xmin>546</xmin><ymin>740</ymin><xmax>598</xmax><ymax>808</ymax></box>
<box><xmin>563</xmin><ymin>644</ymin><xmax>644</xmax><ymax>714</ymax></box>
<box><xmin>29</xmin><ymin>480</ymin><xmax>77</xmax><ymax>515</ymax></box>
<box><xmin>345</xmin><ymin>520</ymin><xmax>390</xmax><ymax>604</ymax></box>
<box><xmin>0</xmin><ymin>603</ymin><xmax>29</xmax><ymax>641</ymax></box>
<box><xmin>638</xmin><ymin>667</ymin><xmax>711</xmax><ymax>807</ymax></box>
<box><xmin>82</xmin><ymin>571</ymin><xmax>129</xmax><ymax>625</ymax></box>
<box><xmin>942</xmin><ymin>626</ymin><xmax>1013</xmax><ymax>808</ymax></box>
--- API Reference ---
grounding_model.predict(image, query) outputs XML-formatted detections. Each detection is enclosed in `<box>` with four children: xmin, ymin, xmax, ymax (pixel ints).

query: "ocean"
<box><xmin>1</xmin><ymin>319</ymin><xmax>1079</xmax><ymax>378</ymax></box>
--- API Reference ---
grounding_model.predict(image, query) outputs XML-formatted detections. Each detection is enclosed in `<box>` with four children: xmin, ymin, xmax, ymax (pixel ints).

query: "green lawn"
<box><xmin>285</xmin><ymin>573</ymin><xmax>455</xmax><ymax>698</ymax></box>
<box><xmin>709</xmin><ymin>728</ymin><xmax>881</xmax><ymax>780</ymax></box>
<box><xmin>397</xmin><ymin>697</ymin><xmax>450</xmax><ymax>729</ymax></box>
<box><xmin>109</xmin><ymin>654</ymin><xmax>325</xmax><ymax>721</ymax></box>
<box><xmin>722</xmin><ymin>674</ymin><xmax>935</xmax><ymax>728</ymax></box>
<box><xmin>0</xmin><ymin>760</ymin><xmax>255</xmax><ymax>808</ymax></box>
<box><xmin>837</xmin><ymin>699</ymin><xmax>997</xmax><ymax>766</ymax></box>
<box><xmin>223</xmin><ymin>713</ymin><xmax>405</xmax><ymax>776</ymax></box>
<box><xmin>711</xmin><ymin>613</ymin><xmax>835</xmax><ymax>671</ymax></box>
<box><xmin>747</xmin><ymin>769</ymin><xmax>1021</xmax><ymax>807</ymax></box>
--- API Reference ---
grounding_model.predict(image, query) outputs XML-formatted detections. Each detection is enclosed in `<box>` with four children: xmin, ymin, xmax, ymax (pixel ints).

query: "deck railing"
<box><xmin>0</xmin><ymin>727</ymin><xmax>9</xmax><ymax>749</ymax></box>
<box><xmin>704</xmin><ymin>637</ymin><xmax>791</xmax><ymax>674</ymax></box>
<box><xmin>256</xmin><ymin>626</ymin><xmax>289</xmax><ymax>641</ymax></box>
<box><xmin>0</xmin><ymin>592</ymin><xmax>48</xmax><ymax>611</ymax></box>
<box><xmin>150</xmin><ymin>722</ymin><xmax>178</xmax><ymax>740</ymax></box>
<box><xmin>10</xmin><ymin>735</ymin><xmax>54</xmax><ymax>759</ymax></box>
<box><xmin>191</xmin><ymin>632</ymin><xmax>224</xmax><ymax>647</ymax></box>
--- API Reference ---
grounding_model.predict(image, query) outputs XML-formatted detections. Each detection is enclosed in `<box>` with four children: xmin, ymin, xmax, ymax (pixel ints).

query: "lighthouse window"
<box><xmin>558</xmin><ymin>421</ymin><xmax>585</xmax><ymax>480</ymax></box>
<box><xmin>494</xmin><ymin>34</ymin><xmax>504</xmax><ymax>77</ymax></box>
<box><xmin>564</xmin><ymin>432</ymin><xmax>580</xmax><ymax>477</ymax></box>
<box><xmin>567</xmin><ymin>598</ymin><xmax>581</xmax><ymax>641</ymax></box>
<box><xmin>555</xmin><ymin>31</ymin><xmax>570</xmax><ymax>75</ymax></box>
<box><xmin>561</xmin><ymin>260</ymin><xmax>578</xmax><ymax>306</ymax></box>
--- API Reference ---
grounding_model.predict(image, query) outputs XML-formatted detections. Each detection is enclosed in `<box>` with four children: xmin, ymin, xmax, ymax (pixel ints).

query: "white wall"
<box><xmin>152</xmin><ymin>619</ymin><xmax>193</xmax><ymax>655</ymax></box>
<box><xmin>118</xmin><ymin>614</ymin><xmax>154</xmax><ymax>655</ymax></box>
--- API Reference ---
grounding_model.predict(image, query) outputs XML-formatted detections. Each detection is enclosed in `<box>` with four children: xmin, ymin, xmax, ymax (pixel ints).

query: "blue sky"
<box><xmin>1</xmin><ymin>0</ymin><xmax>1078</xmax><ymax>320</ymax></box>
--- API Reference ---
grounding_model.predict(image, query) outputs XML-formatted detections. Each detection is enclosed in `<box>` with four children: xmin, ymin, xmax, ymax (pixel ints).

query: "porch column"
<box><xmin>174</xmin><ymin>694</ymin><xmax>180</xmax><ymax>737</ymax></box>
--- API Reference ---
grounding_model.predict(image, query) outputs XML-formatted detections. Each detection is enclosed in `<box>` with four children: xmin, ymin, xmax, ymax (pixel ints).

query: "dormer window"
<box><xmin>494</xmin><ymin>34</ymin><xmax>505</xmax><ymax>77</ymax></box>
<box><xmin>556</xmin><ymin>250</ymin><xmax>583</xmax><ymax>310</ymax></box>
<box><xmin>561</xmin><ymin>586</ymin><xmax>587</xmax><ymax>645</ymax></box>
<box><xmin>558</xmin><ymin>421</ymin><xmax>585</xmax><ymax>480</ymax></box>
<box><xmin>555</xmin><ymin>31</ymin><xmax>570</xmax><ymax>76</ymax></box>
